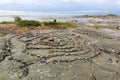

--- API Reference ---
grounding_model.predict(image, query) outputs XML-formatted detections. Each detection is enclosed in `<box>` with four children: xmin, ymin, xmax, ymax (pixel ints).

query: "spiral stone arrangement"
<box><xmin>18</xmin><ymin>30</ymin><xmax>101</xmax><ymax>63</ymax></box>
<box><xmin>0</xmin><ymin>28</ymin><xmax>120</xmax><ymax>80</ymax></box>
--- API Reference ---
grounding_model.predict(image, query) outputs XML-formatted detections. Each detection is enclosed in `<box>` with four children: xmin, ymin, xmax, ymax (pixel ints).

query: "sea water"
<box><xmin>0</xmin><ymin>15</ymin><xmax>87</xmax><ymax>22</ymax></box>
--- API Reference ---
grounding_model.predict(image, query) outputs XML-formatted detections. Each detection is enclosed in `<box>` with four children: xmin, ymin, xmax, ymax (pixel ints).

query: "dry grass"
<box><xmin>0</xmin><ymin>24</ymin><xmax>16</xmax><ymax>29</ymax></box>
<box><xmin>0</xmin><ymin>21</ymin><xmax>78</xmax><ymax>35</ymax></box>
<box><xmin>35</xmin><ymin>26</ymin><xmax>53</xmax><ymax>30</ymax></box>
<box><xmin>89</xmin><ymin>25</ymin><xmax>117</xmax><ymax>30</ymax></box>
<box><xmin>0</xmin><ymin>24</ymin><xmax>52</xmax><ymax>35</ymax></box>
<box><xmin>15</xmin><ymin>26</ymin><xmax>55</xmax><ymax>34</ymax></box>
<box><xmin>14</xmin><ymin>27</ymin><xmax>30</xmax><ymax>34</ymax></box>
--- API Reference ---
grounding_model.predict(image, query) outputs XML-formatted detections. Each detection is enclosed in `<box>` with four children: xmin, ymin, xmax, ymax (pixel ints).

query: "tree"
<box><xmin>14</xmin><ymin>16</ymin><xmax>21</xmax><ymax>22</ymax></box>
<box><xmin>54</xmin><ymin>19</ymin><xmax>57</xmax><ymax>23</ymax></box>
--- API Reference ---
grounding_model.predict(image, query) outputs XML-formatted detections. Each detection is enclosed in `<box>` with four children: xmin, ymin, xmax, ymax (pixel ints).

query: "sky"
<box><xmin>0</xmin><ymin>0</ymin><xmax>120</xmax><ymax>15</ymax></box>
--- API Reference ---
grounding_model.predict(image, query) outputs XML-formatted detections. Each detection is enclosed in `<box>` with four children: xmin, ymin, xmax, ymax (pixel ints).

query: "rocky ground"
<box><xmin>0</xmin><ymin>27</ymin><xmax>120</xmax><ymax>80</ymax></box>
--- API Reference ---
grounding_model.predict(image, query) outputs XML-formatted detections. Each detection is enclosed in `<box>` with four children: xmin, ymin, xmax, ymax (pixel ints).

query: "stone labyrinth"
<box><xmin>0</xmin><ymin>29</ymin><xmax>120</xmax><ymax>80</ymax></box>
<box><xmin>18</xmin><ymin>30</ymin><xmax>101</xmax><ymax>63</ymax></box>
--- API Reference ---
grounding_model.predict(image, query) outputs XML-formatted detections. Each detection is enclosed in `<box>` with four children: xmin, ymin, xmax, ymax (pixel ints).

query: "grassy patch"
<box><xmin>0</xmin><ymin>21</ymin><xmax>16</xmax><ymax>24</ymax></box>
<box><xmin>43</xmin><ymin>21</ymin><xmax>79</xmax><ymax>29</ymax></box>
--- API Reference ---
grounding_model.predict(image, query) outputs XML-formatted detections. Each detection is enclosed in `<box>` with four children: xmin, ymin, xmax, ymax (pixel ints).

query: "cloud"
<box><xmin>0</xmin><ymin>10</ymin><xmax>65</xmax><ymax>15</ymax></box>
<box><xmin>0</xmin><ymin>0</ymin><xmax>111</xmax><ymax>4</ymax></box>
<box><xmin>0</xmin><ymin>10</ymin><xmax>27</xmax><ymax>15</ymax></box>
<box><xmin>115</xmin><ymin>0</ymin><xmax>120</xmax><ymax>5</ymax></box>
<box><xmin>0</xmin><ymin>0</ymin><xmax>119</xmax><ymax>15</ymax></box>
<box><xmin>62</xmin><ymin>0</ymin><xmax>107</xmax><ymax>3</ymax></box>
<box><xmin>0</xmin><ymin>0</ymin><xmax>39</xmax><ymax>4</ymax></box>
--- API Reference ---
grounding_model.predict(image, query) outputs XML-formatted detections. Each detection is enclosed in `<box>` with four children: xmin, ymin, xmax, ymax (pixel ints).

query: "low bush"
<box><xmin>17</xmin><ymin>20</ymin><xmax>41</xmax><ymax>27</ymax></box>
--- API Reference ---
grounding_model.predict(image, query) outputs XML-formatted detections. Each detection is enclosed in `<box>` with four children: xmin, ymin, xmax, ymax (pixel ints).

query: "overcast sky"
<box><xmin>0</xmin><ymin>0</ymin><xmax>120</xmax><ymax>15</ymax></box>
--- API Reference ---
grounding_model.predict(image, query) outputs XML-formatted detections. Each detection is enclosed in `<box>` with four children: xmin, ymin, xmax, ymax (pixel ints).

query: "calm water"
<box><xmin>0</xmin><ymin>15</ymin><xmax>87</xmax><ymax>22</ymax></box>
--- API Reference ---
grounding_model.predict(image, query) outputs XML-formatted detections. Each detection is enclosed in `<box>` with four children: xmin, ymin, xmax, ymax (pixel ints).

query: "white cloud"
<box><xmin>0</xmin><ymin>10</ymin><xmax>62</xmax><ymax>15</ymax></box>
<box><xmin>115</xmin><ymin>0</ymin><xmax>120</xmax><ymax>5</ymax></box>
<box><xmin>62</xmin><ymin>0</ymin><xmax>107</xmax><ymax>3</ymax></box>
<box><xmin>0</xmin><ymin>10</ymin><xmax>26</xmax><ymax>15</ymax></box>
<box><xmin>0</xmin><ymin>0</ymin><xmax>119</xmax><ymax>15</ymax></box>
<box><xmin>0</xmin><ymin>0</ymin><xmax>110</xmax><ymax>4</ymax></box>
<box><xmin>0</xmin><ymin>0</ymin><xmax>118</xmax><ymax>7</ymax></box>
<box><xmin>0</xmin><ymin>0</ymin><xmax>40</xmax><ymax>4</ymax></box>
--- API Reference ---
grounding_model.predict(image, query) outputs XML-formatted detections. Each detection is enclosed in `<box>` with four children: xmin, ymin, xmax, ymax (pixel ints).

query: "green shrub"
<box><xmin>14</xmin><ymin>16</ymin><xmax>22</xmax><ymax>22</ymax></box>
<box><xmin>43</xmin><ymin>21</ymin><xmax>59</xmax><ymax>26</ymax></box>
<box><xmin>17</xmin><ymin>20</ymin><xmax>41</xmax><ymax>27</ymax></box>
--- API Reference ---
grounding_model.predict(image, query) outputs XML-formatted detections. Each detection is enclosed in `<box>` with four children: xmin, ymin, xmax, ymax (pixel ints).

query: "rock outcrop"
<box><xmin>0</xmin><ymin>28</ymin><xmax>120</xmax><ymax>80</ymax></box>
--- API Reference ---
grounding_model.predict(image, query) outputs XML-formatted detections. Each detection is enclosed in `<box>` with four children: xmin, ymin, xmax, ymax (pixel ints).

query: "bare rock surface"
<box><xmin>0</xmin><ymin>27</ymin><xmax>120</xmax><ymax>80</ymax></box>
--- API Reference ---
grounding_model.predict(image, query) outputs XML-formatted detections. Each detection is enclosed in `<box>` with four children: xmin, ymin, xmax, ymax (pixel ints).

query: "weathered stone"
<box><xmin>0</xmin><ymin>28</ymin><xmax>120</xmax><ymax>80</ymax></box>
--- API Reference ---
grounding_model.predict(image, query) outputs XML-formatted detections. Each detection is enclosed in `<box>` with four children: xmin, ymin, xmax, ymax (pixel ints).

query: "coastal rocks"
<box><xmin>73</xmin><ymin>28</ymin><xmax>120</xmax><ymax>40</ymax></box>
